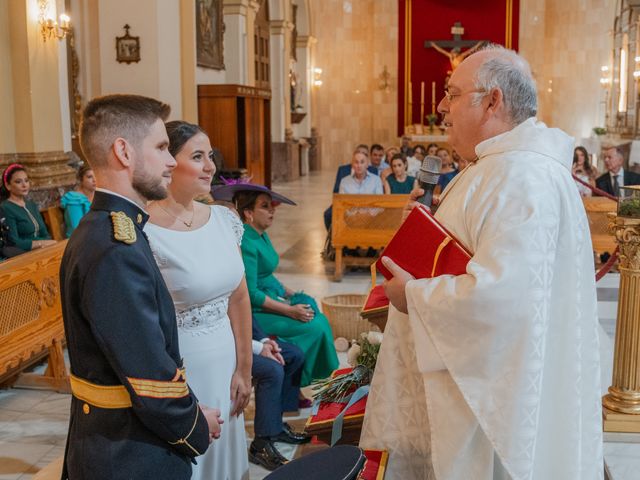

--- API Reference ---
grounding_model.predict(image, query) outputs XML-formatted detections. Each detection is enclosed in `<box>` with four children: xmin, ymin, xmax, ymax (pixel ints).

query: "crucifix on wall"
<box><xmin>425</xmin><ymin>22</ymin><xmax>486</xmax><ymax>72</ymax></box>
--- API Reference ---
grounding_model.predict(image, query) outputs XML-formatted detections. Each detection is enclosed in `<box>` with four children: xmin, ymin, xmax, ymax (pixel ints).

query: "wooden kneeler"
<box><xmin>0</xmin><ymin>241</ymin><xmax>70</xmax><ymax>393</ymax></box>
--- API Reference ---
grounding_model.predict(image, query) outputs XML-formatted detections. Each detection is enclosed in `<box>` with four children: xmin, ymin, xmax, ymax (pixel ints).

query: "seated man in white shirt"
<box><xmin>595</xmin><ymin>145</ymin><xmax>640</xmax><ymax>197</ymax></box>
<box><xmin>339</xmin><ymin>151</ymin><xmax>384</xmax><ymax>194</ymax></box>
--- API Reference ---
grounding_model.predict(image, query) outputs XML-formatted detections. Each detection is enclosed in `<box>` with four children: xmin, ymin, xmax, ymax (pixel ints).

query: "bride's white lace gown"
<box><xmin>146</xmin><ymin>205</ymin><xmax>249</xmax><ymax>480</ymax></box>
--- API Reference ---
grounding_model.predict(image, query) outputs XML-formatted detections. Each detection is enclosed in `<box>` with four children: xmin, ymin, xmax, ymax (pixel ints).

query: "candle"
<box><xmin>421</xmin><ymin>82</ymin><xmax>425</xmax><ymax>106</ymax></box>
<box><xmin>409</xmin><ymin>81</ymin><xmax>413</xmax><ymax>104</ymax></box>
<box><xmin>431</xmin><ymin>81</ymin><xmax>436</xmax><ymax>114</ymax></box>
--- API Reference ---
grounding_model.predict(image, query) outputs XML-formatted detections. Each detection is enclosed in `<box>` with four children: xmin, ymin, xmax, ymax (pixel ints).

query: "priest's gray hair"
<box><xmin>471</xmin><ymin>44</ymin><xmax>537</xmax><ymax>125</ymax></box>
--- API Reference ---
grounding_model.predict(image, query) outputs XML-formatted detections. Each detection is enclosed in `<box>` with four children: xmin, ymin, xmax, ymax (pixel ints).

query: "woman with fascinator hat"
<box><xmin>213</xmin><ymin>183</ymin><xmax>339</xmax><ymax>388</ymax></box>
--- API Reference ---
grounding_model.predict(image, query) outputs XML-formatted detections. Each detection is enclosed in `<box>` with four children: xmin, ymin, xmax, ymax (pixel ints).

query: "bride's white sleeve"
<box><xmin>214</xmin><ymin>205</ymin><xmax>245</xmax><ymax>246</ymax></box>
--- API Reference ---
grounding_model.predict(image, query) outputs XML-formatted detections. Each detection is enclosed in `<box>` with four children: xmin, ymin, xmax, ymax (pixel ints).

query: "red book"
<box><xmin>376</xmin><ymin>204</ymin><xmax>472</xmax><ymax>280</ymax></box>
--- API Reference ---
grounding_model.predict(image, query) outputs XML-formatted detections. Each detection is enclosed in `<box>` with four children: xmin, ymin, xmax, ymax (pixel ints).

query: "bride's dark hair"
<box><xmin>165</xmin><ymin>121</ymin><xmax>206</xmax><ymax>157</ymax></box>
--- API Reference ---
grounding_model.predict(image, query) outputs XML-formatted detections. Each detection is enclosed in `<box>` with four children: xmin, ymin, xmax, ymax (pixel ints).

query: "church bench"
<box><xmin>0</xmin><ymin>240</ymin><xmax>69</xmax><ymax>392</ymax></box>
<box><xmin>40</xmin><ymin>205</ymin><xmax>66</xmax><ymax>241</ymax></box>
<box><xmin>582</xmin><ymin>196</ymin><xmax>617</xmax><ymax>255</ymax></box>
<box><xmin>331</xmin><ymin>194</ymin><xmax>409</xmax><ymax>281</ymax></box>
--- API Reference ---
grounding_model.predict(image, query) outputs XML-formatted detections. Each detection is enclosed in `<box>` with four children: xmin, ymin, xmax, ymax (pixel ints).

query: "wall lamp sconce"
<box><xmin>600</xmin><ymin>65</ymin><xmax>611</xmax><ymax>87</ymax></box>
<box><xmin>38</xmin><ymin>0</ymin><xmax>72</xmax><ymax>42</ymax></box>
<box><xmin>313</xmin><ymin>68</ymin><xmax>323</xmax><ymax>87</ymax></box>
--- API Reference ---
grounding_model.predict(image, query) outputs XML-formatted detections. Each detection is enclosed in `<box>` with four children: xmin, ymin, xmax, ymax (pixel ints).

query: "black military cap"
<box><xmin>265</xmin><ymin>445</ymin><xmax>366</xmax><ymax>480</ymax></box>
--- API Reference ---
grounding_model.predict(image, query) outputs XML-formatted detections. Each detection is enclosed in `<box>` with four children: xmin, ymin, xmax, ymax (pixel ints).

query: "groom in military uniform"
<box><xmin>60</xmin><ymin>95</ymin><xmax>222</xmax><ymax>479</ymax></box>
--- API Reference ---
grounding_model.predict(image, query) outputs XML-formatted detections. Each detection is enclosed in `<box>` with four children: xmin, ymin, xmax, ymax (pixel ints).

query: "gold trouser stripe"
<box><xmin>70</xmin><ymin>374</ymin><xmax>132</xmax><ymax>409</ymax></box>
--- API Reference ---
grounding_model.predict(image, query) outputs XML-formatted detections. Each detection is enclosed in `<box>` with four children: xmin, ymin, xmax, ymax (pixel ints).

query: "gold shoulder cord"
<box><xmin>110</xmin><ymin>211</ymin><xmax>137</xmax><ymax>244</ymax></box>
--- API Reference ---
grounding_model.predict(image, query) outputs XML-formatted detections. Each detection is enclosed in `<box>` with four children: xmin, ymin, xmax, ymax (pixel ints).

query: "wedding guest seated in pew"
<box><xmin>436</xmin><ymin>147</ymin><xmax>458</xmax><ymax>191</ymax></box>
<box><xmin>338</xmin><ymin>151</ymin><xmax>383</xmax><ymax>194</ymax></box>
<box><xmin>0</xmin><ymin>163</ymin><xmax>56</xmax><ymax>252</ymax></box>
<box><xmin>426</xmin><ymin>143</ymin><xmax>439</xmax><ymax>157</ymax></box>
<box><xmin>213</xmin><ymin>183</ymin><xmax>339</xmax><ymax>388</ymax></box>
<box><xmin>369</xmin><ymin>144</ymin><xmax>389</xmax><ymax>176</ymax></box>
<box><xmin>572</xmin><ymin>146</ymin><xmax>597</xmax><ymax>197</ymax></box>
<box><xmin>384</xmin><ymin>154</ymin><xmax>417</xmax><ymax>194</ymax></box>
<box><xmin>406</xmin><ymin>144</ymin><xmax>425</xmax><ymax>177</ymax></box>
<box><xmin>249</xmin><ymin>315</ymin><xmax>310</xmax><ymax>471</ymax></box>
<box><xmin>60</xmin><ymin>163</ymin><xmax>96</xmax><ymax>237</ymax></box>
<box><xmin>323</xmin><ymin>147</ymin><xmax>378</xmax><ymax>231</ymax></box>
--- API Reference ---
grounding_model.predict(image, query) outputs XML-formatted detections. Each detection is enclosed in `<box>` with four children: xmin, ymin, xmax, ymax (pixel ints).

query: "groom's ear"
<box><xmin>112</xmin><ymin>138</ymin><xmax>134</xmax><ymax>169</ymax></box>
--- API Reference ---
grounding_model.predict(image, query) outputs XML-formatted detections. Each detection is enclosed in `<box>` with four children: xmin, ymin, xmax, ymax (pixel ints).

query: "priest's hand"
<box><xmin>403</xmin><ymin>187</ymin><xmax>427</xmax><ymax>221</ymax></box>
<box><xmin>381</xmin><ymin>256</ymin><xmax>414</xmax><ymax>314</ymax></box>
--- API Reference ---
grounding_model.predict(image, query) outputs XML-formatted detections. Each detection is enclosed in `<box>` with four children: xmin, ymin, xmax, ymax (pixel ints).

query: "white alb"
<box><xmin>360</xmin><ymin>118</ymin><xmax>604</xmax><ymax>480</ymax></box>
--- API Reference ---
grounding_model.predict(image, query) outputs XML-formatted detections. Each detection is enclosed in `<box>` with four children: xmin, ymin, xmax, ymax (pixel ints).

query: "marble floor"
<box><xmin>0</xmin><ymin>169</ymin><xmax>637</xmax><ymax>479</ymax></box>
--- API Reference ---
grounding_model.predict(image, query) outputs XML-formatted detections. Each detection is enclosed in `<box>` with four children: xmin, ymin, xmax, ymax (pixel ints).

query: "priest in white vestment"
<box><xmin>360</xmin><ymin>46</ymin><xmax>604</xmax><ymax>480</ymax></box>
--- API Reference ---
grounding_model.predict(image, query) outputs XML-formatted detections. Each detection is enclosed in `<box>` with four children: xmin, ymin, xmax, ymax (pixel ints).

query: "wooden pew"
<box><xmin>582</xmin><ymin>196</ymin><xmax>617</xmax><ymax>255</ymax></box>
<box><xmin>331</xmin><ymin>194</ymin><xmax>408</xmax><ymax>281</ymax></box>
<box><xmin>0</xmin><ymin>240</ymin><xmax>69</xmax><ymax>392</ymax></box>
<box><xmin>41</xmin><ymin>205</ymin><xmax>66</xmax><ymax>241</ymax></box>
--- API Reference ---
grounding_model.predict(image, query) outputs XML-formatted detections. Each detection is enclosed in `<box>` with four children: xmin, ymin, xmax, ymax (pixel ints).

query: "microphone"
<box><xmin>416</xmin><ymin>155</ymin><xmax>442</xmax><ymax>208</ymax></box>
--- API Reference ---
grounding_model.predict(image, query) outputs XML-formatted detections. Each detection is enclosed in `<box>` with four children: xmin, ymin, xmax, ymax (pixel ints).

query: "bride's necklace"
<box><xmin>156</xmin><ymin>202</ymin><xmax>195</xmax><ymax>228</ymax></box>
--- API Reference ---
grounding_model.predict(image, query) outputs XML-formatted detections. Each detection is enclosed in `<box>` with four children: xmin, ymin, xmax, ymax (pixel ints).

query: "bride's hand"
<box><xmin>229</xmin><ymin>370</ymin><xmax>251</xmax><ymax>417</ymax></box>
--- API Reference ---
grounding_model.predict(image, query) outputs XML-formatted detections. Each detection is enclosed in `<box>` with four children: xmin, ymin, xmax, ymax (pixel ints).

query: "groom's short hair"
<box><xmin>80</xmin><ymin>94</ymin><xmax>171</xmax><ymax>169</ymax></box>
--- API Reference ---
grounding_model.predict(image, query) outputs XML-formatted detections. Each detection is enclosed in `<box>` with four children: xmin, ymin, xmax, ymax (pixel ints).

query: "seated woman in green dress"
<box><xmin>60</xmin><ymin>164</ymin><xmax>96</xmax><ymax>237</ymax></box>
<box><xmin>1</xmin><ymin>163</ymin><xmax>57</xmax><ymax>252</ymax></box>
<box><xmin>383</xmin><ymin>154</ymin><xmax>418</xmax><ymax>194</ymax></box>
<box><xmin>213</xmin><ymin>183</ymin><xmax>339</xmax><ymax>387</ymax></box>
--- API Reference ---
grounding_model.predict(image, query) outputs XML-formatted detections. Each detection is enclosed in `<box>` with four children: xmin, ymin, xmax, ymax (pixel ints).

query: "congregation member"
<box><xmin>214</xmin><ymin>183</ymin><xmax>339</xmax><ymax>387</ymax></box>
<box><xmin>595</xmin><ymin>145</ymin><xmax>640</xmax><ymax>196</ymax></box>
<box><xmin>249</xmin><ymin>315</ymin><xmax>310</xmax><ymax>471</ymax></box>
<box><xmin>60</xmin><ymin>163</ymin><xmax>96</xmax><ymax>237</ymax></box>
<box><xmin>362</xmin><ymin>45</ymin><xmax>603</xmax><ymax>479</ymax></box>
<box><xmin>146</xmin><ymin>120</ymin><xmax>252</xmax><ymax>480</ymax></box>
<box><xmin>436</xmin><ymin>146</ymin><xmax>458</xmax><ymax>191</ymax></box>
<box><xmin>61</xmin><ymin>95</ymin><xmax>220</xmax><ymax>480</ymax></box>
<box><xmin>339</xmin><ymin>150</ymin><xmax>383</xmax><ymax>194</ymax></box>
<box><xmin>406</xmin><ymin>144</ymin><xmax>425</xmax><ymax>177</ymax></box>
<box><xmin>324</xmin><ymin>147</ymin><xmax>378</xmax><ymax>230</ymax></box>
<box><xmin>399</xmin><ymin>135</ymin><xmax>414</xmax><ymax>157</ymax></box>
<box><xmin>426</xmin><ymin>143</ymin><xmax>439</xmax><ymax>156</ymax></box>
<box><xmin>0</xmin><ymin>163</ymin><xmax>56</xmax><ymax>252</ymax></box>
<box><xmin>384</xmin><ymin>153</ymin><xmax>417</xmax><ymax>194</ymax></box>
<box><xmin>381</xmin><ymin>146</ymin><xmax>399</xmax><ymax>180</ymax></box>
<box><xmin>451</xmin><ymin>148</ymin><xmax>468</xmax><ymax>170</ymax></box>
<box><xmin>369</xmin><ymin>143</ymin><xmax>389</xmax><ymax>175</ymax></box>
<box><xmin>572</xmin><ymin>146</ymin><xmax>597</xmax><ymax>197</ymax></box>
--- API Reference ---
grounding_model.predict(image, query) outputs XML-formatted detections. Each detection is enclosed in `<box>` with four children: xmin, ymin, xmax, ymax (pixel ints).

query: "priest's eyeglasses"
<box><xmin>443</xmin><ymin>89</ymin><xmax>487</xmax><ymax>102</ymax></box>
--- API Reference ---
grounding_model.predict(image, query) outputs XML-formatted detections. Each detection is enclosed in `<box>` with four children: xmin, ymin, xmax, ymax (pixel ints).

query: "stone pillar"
<box><xmin>603</xmin><ymin>214</ymin><xmax>640</xmax><ymax>432</ymax></box>
<box><xmin>269</xmin><ymin>19</ymin><xmax>293</xmax><ymax>143</ymax></box>
<box><xmin>292</xmin><ymin>34</ymin><xmax>316</xmax><ymax>138</ymax></box>
<box><xmin>223</xmin><ymin>0</ymin><xmax>249</xmax><ymax>85</ymax></box>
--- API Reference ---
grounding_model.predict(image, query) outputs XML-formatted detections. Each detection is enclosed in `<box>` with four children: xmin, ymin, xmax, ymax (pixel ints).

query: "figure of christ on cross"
<box><xmin>425</xmin><ymin>22</ymin><xmax>487</xmax><ymax>71</ymax></box>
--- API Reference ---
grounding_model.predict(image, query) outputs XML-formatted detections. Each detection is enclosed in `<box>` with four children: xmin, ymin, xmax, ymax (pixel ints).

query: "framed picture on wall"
<box><xmin>196</xmin><ymin>0</ymin><xmax>225</xmax><ymax>70</ymax></box>
<box><xmin>115</xmin><ymin>25</ymin><xmax>140</xmax><ymax>64</ymax></box>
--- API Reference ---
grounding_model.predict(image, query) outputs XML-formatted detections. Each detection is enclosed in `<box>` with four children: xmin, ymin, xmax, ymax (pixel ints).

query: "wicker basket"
<box><xmin>321</xmin><ymin>294</ymin><xmax>380</xmax><ymax>340</ymax></box>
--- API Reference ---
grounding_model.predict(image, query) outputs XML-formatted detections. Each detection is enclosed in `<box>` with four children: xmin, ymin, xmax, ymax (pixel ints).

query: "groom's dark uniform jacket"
<box><xmin>60</xmin><ymin>191</ymin><xmax>210</xmax><ymax>480</ymax></box>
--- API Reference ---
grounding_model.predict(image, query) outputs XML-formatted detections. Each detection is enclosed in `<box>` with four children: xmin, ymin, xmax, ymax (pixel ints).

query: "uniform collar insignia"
<box><xmin>111</xmin><ymin>211</ymin><xmax>137</xmax><ymax>244</ymax></box>
<box><xmin>92</xmin><ymin>191</ymin><xmax>150</xmax><ymax>230</ymax></box>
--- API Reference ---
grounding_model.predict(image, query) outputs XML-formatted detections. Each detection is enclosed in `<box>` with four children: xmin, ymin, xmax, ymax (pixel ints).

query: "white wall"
<box><xmin>97</xmin><ymin>0</ymin><xmax>183</xmax><ymax>118</ymax></box>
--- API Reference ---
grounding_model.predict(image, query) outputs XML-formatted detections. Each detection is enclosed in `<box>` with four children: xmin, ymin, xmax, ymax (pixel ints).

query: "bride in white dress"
<box><xmin>146</xmin><ymin>121</ymin><xmax>252</xmax><ymax>480</ymax></box>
